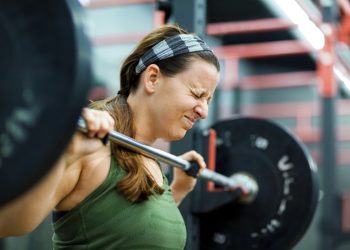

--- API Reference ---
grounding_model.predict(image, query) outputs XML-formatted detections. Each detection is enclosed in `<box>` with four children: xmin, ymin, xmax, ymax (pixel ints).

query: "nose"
<box><xmin>194</xmin><ymin>101</ymin><xmax>208</xmax><ymax>119</ymax></box>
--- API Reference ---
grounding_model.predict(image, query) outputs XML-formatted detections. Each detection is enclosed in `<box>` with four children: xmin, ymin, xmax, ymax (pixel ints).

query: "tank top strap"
<box><xmin>52</xmin><ymin>155</ymin><xmax>121</xmax><ymax>223</ymax></box>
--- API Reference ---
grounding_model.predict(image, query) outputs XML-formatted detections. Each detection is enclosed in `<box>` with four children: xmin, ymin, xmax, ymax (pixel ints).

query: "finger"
<box><xmin>82</xmin><ymin>107</ymin><xmax>96</xmax><ymax>126</ymax></box>
<box><xmin>180</xmin><ymin>150</ymin><xmax>206</xmax><ymax>177</ymax></box>
<box><xmin>196</xmin><ymin>155</ymin><xmax>206</xmax><ymax>176</ymax></box>
<box><xmin>87</xmin><ymin>118</ymin><xmax>100</xmax><ymax>138</ymax></box>
<box><xmin>104</xmin><ymin>111</ymin><xmax>115</xmax><ymax>129</ymax></box>
<box><xmin>188</xmin><ymin>151</ymin><xmax>206</xmax><ymax>176</ymax></box>
<box><xmin>97</xmin><ymin>117</ymin><xmax>110</xmax><ymax>138</ymax></box>
<box><xmin>82</xmin><ymin>108</ymin><xmax>99</xmax><ymax>136</ymax></box>
<box><xmin>82</xmin><ymin>109</ymin><xmax>114</xmax><ymax>139</ymax></box>
<box><xmin>97</xmin><ymin>111</ymin><xmax>114</xmax><ymax>138</ymax></box>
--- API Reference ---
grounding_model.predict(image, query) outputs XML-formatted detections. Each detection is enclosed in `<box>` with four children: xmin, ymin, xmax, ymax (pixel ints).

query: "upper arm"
<box><xmin>0</xmin><ymin>127</ymin><xmax>107</xmax><ymax>237</ymax></box>
<box><xmin>0</xmin><ymin>152</ymin><xmax>70</xmax><ymax>237</ymax></box>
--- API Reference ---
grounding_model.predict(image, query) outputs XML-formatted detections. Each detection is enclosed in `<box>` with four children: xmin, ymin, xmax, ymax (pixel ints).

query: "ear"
<box><xmin>142</xmin><ymin>64</ymin><xmax>161</xmax><ymax>94</ymax></box>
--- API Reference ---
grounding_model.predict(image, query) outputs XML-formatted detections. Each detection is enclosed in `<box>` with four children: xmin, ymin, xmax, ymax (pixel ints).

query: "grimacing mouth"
<box><xmin>184</xmin><ymin>115</ymin><xmax>195</xmax><ymax>123</ymax></box>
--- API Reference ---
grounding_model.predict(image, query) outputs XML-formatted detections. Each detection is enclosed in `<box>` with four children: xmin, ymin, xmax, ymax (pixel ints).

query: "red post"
<box><xmin>318</xmin><ymin>24</ymin><xmax>337</xmax><ymax>98</ymax></box>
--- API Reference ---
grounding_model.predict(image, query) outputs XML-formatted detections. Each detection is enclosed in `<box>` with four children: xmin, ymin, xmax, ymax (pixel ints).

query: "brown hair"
<box><xmin>90</xmin><ymin>24</ymin><xmax>220</xmax><ymax>203</ymax></box>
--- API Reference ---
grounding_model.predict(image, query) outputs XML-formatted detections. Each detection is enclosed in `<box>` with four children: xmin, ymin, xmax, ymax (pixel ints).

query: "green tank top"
<box><xmin>52</xmin><ymin>156</ymin><xmax>186</xmax><ymax>250</ymax></box>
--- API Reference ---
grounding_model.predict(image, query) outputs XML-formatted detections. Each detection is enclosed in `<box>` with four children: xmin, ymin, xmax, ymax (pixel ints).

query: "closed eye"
<box><xmin>191</xmin><ymin>91</ymin><xmax>201</xmax><ymax>99</ymax></box>
<box><xmin>194</xmin><ymin>93</ymin><xmax>202</xmax><ymax>99</ymax></box>
<box><xmin>192</xmin><ymin>91</ymin><xmax>212</xmax><ymax>104</ymax></box>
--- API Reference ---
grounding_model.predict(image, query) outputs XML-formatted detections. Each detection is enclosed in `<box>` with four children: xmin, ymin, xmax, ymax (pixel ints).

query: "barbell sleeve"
<box><xmin>77</xmin><ymin>118</ymin><xmax>258</xmax><ymax>197</ymax></box>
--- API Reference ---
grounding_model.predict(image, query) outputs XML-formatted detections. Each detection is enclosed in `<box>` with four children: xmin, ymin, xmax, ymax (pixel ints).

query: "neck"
<box><xmin>127</xmin><ymin>94</ymin><xmax>156</xmax><ymax>145</ymax></box>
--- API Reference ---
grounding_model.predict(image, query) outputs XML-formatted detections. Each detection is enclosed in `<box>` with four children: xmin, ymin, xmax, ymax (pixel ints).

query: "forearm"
<box><xmin>170</xmin><ymin>151</ymin><xmax>204</xmax><ymax>206</ymax></box>
<box><xmin>170</xmin><ymin>182</ymin><xmax>192</xmax><ymax>206</ymax></box>
<box><xmin>170</xmin><ymin>167</ymin><xmax>197</xmax><ymax>206</ymax></box>
<box><xmin>0</xmin><ymin>156</ymin><xmax>66</xmax><ymax>237</ymax></box>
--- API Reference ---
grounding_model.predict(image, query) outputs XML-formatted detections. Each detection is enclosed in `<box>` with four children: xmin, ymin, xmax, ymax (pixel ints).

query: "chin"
<box><xmin>168</xmin><ymin>130</ymin><xmax>187</xmax><ymax>141</ymax></box>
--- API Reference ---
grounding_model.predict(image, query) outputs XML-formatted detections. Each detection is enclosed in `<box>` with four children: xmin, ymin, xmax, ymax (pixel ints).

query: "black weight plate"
<box><xmin>0</xmin><ymin>0</ymin><xmax>91</xmax><ymax>206</ymax></box>
<box><xmin>199</xmin><ymin>117</ymin><xmax>319</xmax><ymax>250</ymax></box>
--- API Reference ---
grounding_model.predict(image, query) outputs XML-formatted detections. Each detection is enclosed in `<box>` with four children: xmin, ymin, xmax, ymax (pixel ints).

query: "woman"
<box><xmin>0</xmin><ymin>24</ymin><xmax>220</xmax><ymax>249</ymax></box>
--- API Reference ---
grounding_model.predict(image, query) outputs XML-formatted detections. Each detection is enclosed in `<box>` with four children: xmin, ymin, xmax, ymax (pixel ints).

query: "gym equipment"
<box><xmin>77</xmin><ymin>118</ymin><xmax>258</xmax><ymax>198</ymax></box>
<box><xmin>0</xmin><ymin>0</ymin><xmax>320</xmax><ymax>249</ymax></box>
<box><xmin>190</xmin><ymin>117</ymin><xmax>319</xmax><ymax>250</ymax></box>
<box><xmin>0</xmin><ymin>0</ymin><xmax>91</xmax><ymax>206</ymax></box>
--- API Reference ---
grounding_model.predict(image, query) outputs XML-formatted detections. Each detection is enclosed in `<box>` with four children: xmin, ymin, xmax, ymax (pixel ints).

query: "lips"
<box><xmin>184</xmin><ymin>115</ymin><xmax>195</xmax><ymax>128</ymax></box>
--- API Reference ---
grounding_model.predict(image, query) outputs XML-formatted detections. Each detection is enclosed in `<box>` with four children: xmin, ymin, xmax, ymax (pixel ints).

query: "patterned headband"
<box><xmin>135</xmin><ymin>34</ymin><xmax>212</xmax><ymax>75</ymax></box>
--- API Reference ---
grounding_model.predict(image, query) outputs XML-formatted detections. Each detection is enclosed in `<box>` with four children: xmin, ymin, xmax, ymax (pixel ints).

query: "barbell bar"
<box><xmin>77</xmin><ymin>118</ymin><xmax>259</xmax><ymax>200</ymax></box>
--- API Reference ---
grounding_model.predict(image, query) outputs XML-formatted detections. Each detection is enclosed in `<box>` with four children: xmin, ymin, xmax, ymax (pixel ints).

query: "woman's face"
<box><xmin>151</xmin><ymin>59</ymin><xmax>219</xmax><ymax>141</ymax></box>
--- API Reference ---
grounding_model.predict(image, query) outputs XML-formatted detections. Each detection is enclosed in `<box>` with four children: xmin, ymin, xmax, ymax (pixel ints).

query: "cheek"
<box><xmin>155</xmin><ymin>89</ymin><xmax>196</xmax><ymax>121</ymax></box>
<box><xmin>159</xmin><ymin>101</ymin><xmax>189</xmax><ymax>125</ymax></box>
<box><xmin>171</xmin><ymin>98</ymin><xmax>194</xmax><ymax>115</ymax></box>
<box><xmin>163</xmin><ymin>93</ymin><xmax>193</xmax><ymax>111</ymax></box>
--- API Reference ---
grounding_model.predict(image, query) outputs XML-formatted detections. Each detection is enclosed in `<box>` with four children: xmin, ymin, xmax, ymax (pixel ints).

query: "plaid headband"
<box><xmin>135</xmin><ymin>34</ymin><xmax>212</xmax><ymax>75</ymax></box>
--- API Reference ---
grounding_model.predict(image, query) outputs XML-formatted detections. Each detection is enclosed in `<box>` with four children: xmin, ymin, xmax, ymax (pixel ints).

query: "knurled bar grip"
<box><xmin>77</xmin><ymin>118</ymin><xmax>257</xmax><ymax>194</ymax></box>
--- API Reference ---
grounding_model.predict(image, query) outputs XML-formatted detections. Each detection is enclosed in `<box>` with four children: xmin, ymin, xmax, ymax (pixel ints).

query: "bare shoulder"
<box><xmin>55</xmin><ymin>146</ymin><xmax>111</xmax><ymax>211</ymax></box>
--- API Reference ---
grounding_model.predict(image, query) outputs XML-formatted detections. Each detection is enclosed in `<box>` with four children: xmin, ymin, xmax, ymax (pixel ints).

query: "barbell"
<box><xmin>77</xmin><ymin>118</ymin><xmax>259</xmax><ymax>199</ymax></box>
<box><xmin>0</xmin><ymin>0</ymin><xmax>320</xmax><ymax>249</ymax></box>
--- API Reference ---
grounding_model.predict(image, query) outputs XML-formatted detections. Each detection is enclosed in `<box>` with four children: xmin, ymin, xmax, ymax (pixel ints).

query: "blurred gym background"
<box><xmin>2</xmin><ymin>0</ymin><xmax>350</xmax><ymax>249</ymax></box>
